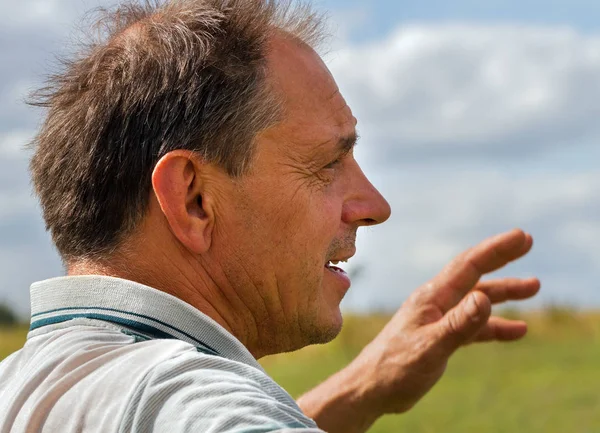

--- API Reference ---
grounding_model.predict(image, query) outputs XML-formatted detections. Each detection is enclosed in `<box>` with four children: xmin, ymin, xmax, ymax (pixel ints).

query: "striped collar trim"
<box><xmin>29</xmin><ymin>275</ymin><xmax>263</xmax><ymax>371</ymax></box>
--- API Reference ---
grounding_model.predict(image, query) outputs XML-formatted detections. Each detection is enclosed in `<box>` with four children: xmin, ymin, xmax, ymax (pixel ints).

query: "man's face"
<box><xmin>212</xmin><ymin>36</ymin><xmax>391</xmax><ymax>354</ymax></box>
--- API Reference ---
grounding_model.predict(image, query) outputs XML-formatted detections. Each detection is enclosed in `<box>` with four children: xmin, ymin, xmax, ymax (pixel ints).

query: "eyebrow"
<box><xmin>337</xmin><ymin>131</ymin><xmax>359</xmax><ymax>156</ymax></box>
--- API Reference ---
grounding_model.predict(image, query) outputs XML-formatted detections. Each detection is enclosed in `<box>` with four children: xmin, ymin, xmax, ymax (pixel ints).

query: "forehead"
<box><xmin>263</xmin><ymin>35</ymin><xmax>357</xmax><ymax>147</ymax></box>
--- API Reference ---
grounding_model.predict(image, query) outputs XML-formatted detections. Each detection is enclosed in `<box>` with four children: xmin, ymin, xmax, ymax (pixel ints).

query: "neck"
<box><xmin>67</xmin><ymin>236</ymin><xmax>272</xmax><ymax>358</ymax></box>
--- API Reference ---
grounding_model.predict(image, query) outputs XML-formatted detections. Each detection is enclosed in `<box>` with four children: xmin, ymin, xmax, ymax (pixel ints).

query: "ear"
<box><xmin>151</xmin><ymin>150</ymin><xmax>214</xmax><ymax>255</ymax></box>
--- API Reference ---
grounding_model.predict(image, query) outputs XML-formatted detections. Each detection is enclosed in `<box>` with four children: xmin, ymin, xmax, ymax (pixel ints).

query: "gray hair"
<box><xmin>28</xmin><ymin>0</ymin><xmax>326</xmax><ymax>262</ymax></box>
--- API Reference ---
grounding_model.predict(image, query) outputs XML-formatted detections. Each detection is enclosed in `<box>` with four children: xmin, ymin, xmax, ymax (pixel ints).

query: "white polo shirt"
<box><xmin>0</xmin><ymin>276</ymin><xmax>325</xmax><ymax>433</ymax></box>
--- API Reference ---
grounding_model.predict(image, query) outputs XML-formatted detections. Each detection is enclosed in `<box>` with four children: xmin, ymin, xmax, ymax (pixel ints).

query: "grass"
<box><xmin>1</xmin><ymin>310</ymin><xmax>599</xmax><ymax>432</ymax></box>
<box><xmin>0</xmin><ymin>325</ymin><xmax>28</xmax><ymax>361</ymax></box>
<box><xmin>261</xmin><ymin>310</ymin><xmax>600</xmax><ymax>433</ymax></box>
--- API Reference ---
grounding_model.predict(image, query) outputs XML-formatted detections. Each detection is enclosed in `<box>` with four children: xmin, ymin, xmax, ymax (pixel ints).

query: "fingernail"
<box><xmin>466</xmin><ymin>293</ymin><xmax>480</xmax><ymax>318</ymax></box>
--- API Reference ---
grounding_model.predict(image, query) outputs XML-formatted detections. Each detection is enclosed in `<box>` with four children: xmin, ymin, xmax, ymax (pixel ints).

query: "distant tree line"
<box><xmin>0</xmin><ymin>302</ymin><xmax>19</xmax><ymax>326</ymax></box>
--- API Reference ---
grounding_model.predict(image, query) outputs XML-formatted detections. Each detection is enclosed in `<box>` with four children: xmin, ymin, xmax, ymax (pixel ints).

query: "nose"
<box><xmin>341</xmin><ymin>161</ymin><xmax>391</xmax><ymax>227</ymax></box>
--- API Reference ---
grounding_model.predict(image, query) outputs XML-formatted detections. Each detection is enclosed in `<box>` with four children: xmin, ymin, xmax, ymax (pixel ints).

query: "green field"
<box><xmin>2</xmin><ymin>311</ymin><xmax>599</xmax><ymax>432</ymax></box>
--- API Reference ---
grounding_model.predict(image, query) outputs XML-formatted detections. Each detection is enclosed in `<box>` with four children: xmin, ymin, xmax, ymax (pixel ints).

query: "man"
<box><xmin>0</xmin><ymin>1</ymin><xmax>540</xmax><ymax>432</ymax></box>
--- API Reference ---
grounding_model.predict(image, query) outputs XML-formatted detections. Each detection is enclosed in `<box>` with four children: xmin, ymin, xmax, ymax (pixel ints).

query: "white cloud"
<box><xmin>326</xmin><ymin>24</ymin><xmax>600</xmax><ymax>163</ymax></box>
<box><xmin>409</xmin><ymin>237</ymin><xmax>464</xmax><ymax>273</ymax></box>
<box><xmin>0</xmin><ymin>191</ymin><xmax>36</xmax><ymax>219</ymax></box>
<box><xmin>558</xmin><ymin>220</ymin><xmax>600</xmax><ymax>268</ymax></box>
<box><xmin>0</xmin><ymin>242</ymin><xmax>63</xmax><ymax>316</ymax></box>
<box><xmin>0</xmin><ymin>130</ymin><xmax>34</xmax><ymax>159</ymax></box>
<box><xmin>0</xmin><ymin>13</ymin><xmax>597</xmax><ymax>315</ymax></box>
<box><xmin>342</xmin><ymin>168</ymin><xmax>600</xmax><ymax>312</ymax></box>
<box><xmin>325</xmin><ymin>22</ymin><xmax>599</xmax><ymax>312</ymax></box>
<box><xmin>0</xmin><ymin>0</ymin><xmax>116</xmax><ymax>29</ymax></box>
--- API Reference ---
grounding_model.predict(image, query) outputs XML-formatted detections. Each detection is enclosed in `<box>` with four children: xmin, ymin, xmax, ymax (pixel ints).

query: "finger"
<box><xmin>470</xmin><ymin>316</ymin><xmax>528</xmax><ymax>342</ymax></box>
<box><xmin>424</xmin><ymin>229</ymin><xmax>533</xmax><ymax>312</ymax></box>
<box><xmin>475</xmin><ymin>277</ymin><xmax>541</xmax><ymax>304</ymax></box>
<box><xmin>435</xmin><ymin>290</ymin><xmax>492</xmax><ymax>354</ymax></box>
<box><xmin>465</xmin><ymin>230</ymin><xmax>533</xmax><ymax>275</ymax></box>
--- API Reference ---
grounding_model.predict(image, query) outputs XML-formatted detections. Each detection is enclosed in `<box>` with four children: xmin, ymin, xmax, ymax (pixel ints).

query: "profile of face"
<box><xmin>209</xmin><ymin>36</ymin><xmax>391</xmax><ymax>354</ymax></box>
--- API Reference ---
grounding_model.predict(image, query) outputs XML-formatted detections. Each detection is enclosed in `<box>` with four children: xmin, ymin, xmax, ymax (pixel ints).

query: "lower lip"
<box><xmin>324</xmin><ymin>265</ymin><xmax>351</xmax><ymax>290</ymax></box>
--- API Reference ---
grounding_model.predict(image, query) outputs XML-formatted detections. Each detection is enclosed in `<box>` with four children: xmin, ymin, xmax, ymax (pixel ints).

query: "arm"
<box><xmin>297</xmin><ymin>229</ymin><xmax>540</xmax><ymax>433</ymax></box>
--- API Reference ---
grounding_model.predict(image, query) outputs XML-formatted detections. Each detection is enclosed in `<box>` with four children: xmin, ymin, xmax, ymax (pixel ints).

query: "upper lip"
<box><xmin>326</xmin><ymin>248</ymin><xmax>356</xmax><ymax>264</ymax></box>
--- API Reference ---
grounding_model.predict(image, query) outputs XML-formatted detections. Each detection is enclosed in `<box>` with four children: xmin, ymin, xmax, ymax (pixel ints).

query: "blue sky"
<box><xmin>0</xmin><ymin>0</ymin><xmax>598</xmax><ymax>316</ymax></box>
<box><xmin>322</xmin><ymin>0</ymin><xmax>600</xmax><ymax>34</ymax></box>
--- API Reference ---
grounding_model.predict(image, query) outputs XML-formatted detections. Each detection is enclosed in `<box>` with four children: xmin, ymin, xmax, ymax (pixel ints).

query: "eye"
<box><xmin>323</xmin><ymin>146</ymin><xmax>354</xmax><ymax>171</ymax></box>
<box><xmin>323</xmin><ymin>158</ymin><xmax>342</xmax><ymax>170</ymax></box>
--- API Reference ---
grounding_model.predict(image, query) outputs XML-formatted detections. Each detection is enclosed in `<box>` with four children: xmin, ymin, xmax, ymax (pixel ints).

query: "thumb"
<box><xmin>436</xmin><ymin>290</ymin><xmax>492</xmax><ymax>354</ymax></box>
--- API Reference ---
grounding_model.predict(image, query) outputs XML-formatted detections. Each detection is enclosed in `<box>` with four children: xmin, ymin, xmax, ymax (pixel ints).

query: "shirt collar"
<box><xmin>29</xmin><ymin>275</ymin><xmax>264</xmax><ymax>371</ymax></box>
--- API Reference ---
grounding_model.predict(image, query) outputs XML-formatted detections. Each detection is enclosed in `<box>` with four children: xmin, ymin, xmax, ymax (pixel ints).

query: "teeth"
<box><xmin>325</xmin><ymin>258</ymin><xmax>350</xmax><ymax>268</ymax></box>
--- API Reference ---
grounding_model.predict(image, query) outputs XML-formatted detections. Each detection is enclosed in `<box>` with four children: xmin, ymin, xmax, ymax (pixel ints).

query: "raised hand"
<box><xmin>298</xmin><ymin>229</ymin><xmax>540</xmax><ymax>433</ymax></box>
<box><xmin>354</xmin><ymin>229</ymin><xmax>540</xmax><ymax>415</ymax></box>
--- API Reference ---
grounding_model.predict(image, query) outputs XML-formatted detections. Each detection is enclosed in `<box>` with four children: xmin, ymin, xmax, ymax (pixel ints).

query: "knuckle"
<box><xmin>446</xmin><ymin>309</ymin><xmax>465</xmax><ymax>337</ymax></box>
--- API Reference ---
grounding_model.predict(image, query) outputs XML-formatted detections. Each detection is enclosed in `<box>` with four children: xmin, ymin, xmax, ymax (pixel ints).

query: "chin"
<box><xmin>320</xmin><ymin>317</ymin><xmax>344</xmax><ymax>344</ymax></box>
<box><xmin>305</xmin><ymin>306</ymin><xmax>344</xmax><ymax>346</ymax></box>
<box><xmin>293</xmin><ymin>273</ymin><xmax>347</xmax><ymax>348</ymax></box>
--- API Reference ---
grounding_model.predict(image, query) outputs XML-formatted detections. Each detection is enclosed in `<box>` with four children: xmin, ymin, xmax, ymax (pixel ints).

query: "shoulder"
<box><xmin>120</xmin><ymin>346</ymin><xmax>324</xmax><ymax>433</ymax></box>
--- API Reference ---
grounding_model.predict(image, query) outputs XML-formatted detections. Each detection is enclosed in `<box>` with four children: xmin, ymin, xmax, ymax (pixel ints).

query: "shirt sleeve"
<box><xmin>119</xmin><ymin>348</ymin><xmax>327</xmax><ymax>433</ymax></box>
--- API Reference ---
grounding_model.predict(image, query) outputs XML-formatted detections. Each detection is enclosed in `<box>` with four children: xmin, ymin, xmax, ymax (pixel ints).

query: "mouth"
<box><xmin>324</xmin><ymin>257</ymin><xmax>352</xmax><ymax>291</ymax></box>
<box><xmin>324</xmin><ymin>250</ymin><xmax>355</xmax><ymax>282</ymax></box>
<box><xmin>324</xmin><ymin>259</ymin><xmax>349</xmax><ymax>275</ymax></box>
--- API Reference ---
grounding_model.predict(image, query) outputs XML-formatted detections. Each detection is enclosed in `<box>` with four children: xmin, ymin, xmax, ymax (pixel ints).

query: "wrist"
<box><xmin>297</xmin><ymin>357</ymin><xmax>381</xmax><ymax>433</ymax></box>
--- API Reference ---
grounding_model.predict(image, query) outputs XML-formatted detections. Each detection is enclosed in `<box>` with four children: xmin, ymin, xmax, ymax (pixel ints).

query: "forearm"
<box><xmin>296</xmin><ymin>359</ymin><xmax>381</xmax><ymax>433</ymax></box>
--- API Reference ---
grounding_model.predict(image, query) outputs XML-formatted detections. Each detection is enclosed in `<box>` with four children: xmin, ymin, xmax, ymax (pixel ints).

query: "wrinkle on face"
<box><xmin>192</xmin><ymin>34</ymin><xmax>367</xmax><ymax>355</ymax></box>
<box><xmin>255</xmin><ymin>123</ymin><xmax>359</xmax><ymax>200</ymax></box>
<box><xmin>263</xmin><ymin>36</ymin><xmax>358</xmax><ymax>165</ymax></box>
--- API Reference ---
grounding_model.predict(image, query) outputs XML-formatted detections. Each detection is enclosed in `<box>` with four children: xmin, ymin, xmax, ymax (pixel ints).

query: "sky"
<box><xmin>0</xmin><ymin>0</ymin><xmax>598</xmax><ymax>316</ymax></box>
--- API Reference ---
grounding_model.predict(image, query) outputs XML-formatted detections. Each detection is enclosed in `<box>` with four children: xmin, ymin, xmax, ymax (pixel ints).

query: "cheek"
<box><xmin>289</xmin><ymin>191</ymin><xmax>341</xmax><ymax>245</ymax></box>
<box><xmin>233</xmin><ymin>179</ymin><xmax>343</xmax><ymax>267</ymax></box>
